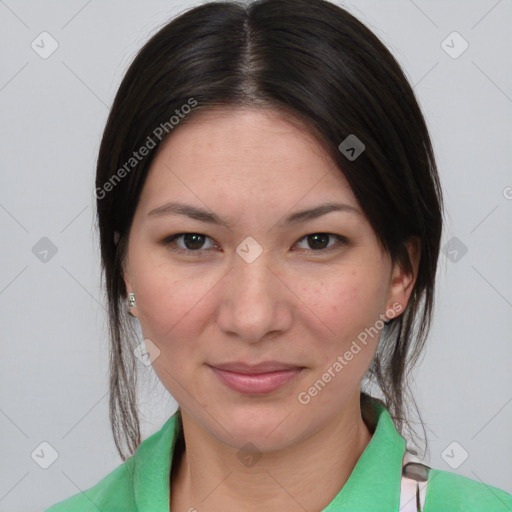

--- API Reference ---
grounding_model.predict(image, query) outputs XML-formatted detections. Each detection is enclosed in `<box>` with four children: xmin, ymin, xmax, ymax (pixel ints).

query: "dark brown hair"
<box><xmin>95</xmin><ymin>0</ymin><xmax>444</xmax><ymax>461</ymax></box>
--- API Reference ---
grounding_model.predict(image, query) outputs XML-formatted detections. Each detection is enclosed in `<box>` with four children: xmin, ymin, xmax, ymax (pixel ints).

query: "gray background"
<box><xmin>0</xmin><ymin>1</ymin><xmax>511</xmax><ymax>511</ymax></box>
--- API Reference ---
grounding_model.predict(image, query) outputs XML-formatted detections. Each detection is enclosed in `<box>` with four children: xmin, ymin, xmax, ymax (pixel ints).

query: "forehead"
<box><xmin>138</xmin><ymin>107</ymin><xmax>358</xmax><ymax>214</ymax></box>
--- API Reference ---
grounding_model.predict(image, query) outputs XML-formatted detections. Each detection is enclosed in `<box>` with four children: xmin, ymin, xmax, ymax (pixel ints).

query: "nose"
<box><xmin>216</xmin><ymin>251</ymin><xmax>293</xmax><ymax>343</ymax></box>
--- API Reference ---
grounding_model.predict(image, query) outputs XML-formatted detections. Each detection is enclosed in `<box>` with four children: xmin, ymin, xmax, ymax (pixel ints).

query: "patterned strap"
<box><xmin>399</xmin><ymin>451</ymin><xmax>431</xmax><ymax>511</ymax></box>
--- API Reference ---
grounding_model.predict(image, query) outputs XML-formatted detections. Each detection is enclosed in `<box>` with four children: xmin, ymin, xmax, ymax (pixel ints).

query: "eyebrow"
<box><xmin>147</xmin><ymin>201</ymin><xmax>362</xmax><ymax>229</ymax></box>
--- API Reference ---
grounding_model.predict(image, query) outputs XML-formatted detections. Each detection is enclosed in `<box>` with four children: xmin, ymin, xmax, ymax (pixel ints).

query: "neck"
<box><xmin>170</xmin><ymin>393</ymin><xmax>374</xmax><ymax>512</ymax></box>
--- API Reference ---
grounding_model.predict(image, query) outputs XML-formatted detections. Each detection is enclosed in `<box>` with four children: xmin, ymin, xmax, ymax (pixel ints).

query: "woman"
<box><xmin>45</xmin><ymin>0</ymin><xmax>511</xmax><ymax>510</ymax></box>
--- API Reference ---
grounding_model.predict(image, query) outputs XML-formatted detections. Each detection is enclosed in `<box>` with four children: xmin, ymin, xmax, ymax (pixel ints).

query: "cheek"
<box><xmin>304</xmin><ymin>266</ymin><xmax>387</xmax><ymax>330</ymax></box>
<box><xmin>292</xmin><ymin>269</ymin><xmax>387</xmax><ymax>408</ymax></box>
<box><xmin>296</xmin><ymin>265</ymin><xmax>389</xmax><ymax>365</ymax></box>
<box><xmin>135</xmin><ymin>272</ymin><xmax>210</xmax><ymax>341</ymax></box>
<box><xmin>129</xmin><ymin>244</ymin><xmax>211</xmax><ymax>345</ymax></box>
<box><xmin>132</xmin><ymin>265</ymin><xmax>213</xmax><ymax>401</ymax></box>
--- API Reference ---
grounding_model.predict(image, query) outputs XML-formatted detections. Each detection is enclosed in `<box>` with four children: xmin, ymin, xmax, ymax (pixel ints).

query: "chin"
<box><xmin>206</xmin><ymin>400</ymin><xmax>303</xmax><ymax>450</ymax></box>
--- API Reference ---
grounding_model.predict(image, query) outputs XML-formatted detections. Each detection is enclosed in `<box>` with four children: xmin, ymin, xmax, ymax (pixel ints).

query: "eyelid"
<box><xmin>162</xmin><ymin>233</ymin><xmax>218</xmax><ymax>255</ymax></box>
<box><xmin>294</xmin><ymin>233</ymin><xmax>349</xmax><ymax>254</ymax></box>
<box><xmin>161</xmin><ymin>232</ymin><xmax>349</xmax><ymax>257</ymax></box>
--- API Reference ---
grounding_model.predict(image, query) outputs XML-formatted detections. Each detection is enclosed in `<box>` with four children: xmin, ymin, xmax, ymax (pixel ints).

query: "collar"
<box><xmin>323</xmin><ymin>398</ymin><xmax>406</xmax><ymax>511</ymax></box>
<box><xmin>133</xmin><ymin>398</ymin><xmax>405</xmax><ymax>511</ymax></box>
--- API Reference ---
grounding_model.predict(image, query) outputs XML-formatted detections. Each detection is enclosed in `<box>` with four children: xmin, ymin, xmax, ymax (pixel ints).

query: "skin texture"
<box><xmin>123</xmin><ymin>107</ymin><xmax>419</xmax><ymax>512</ymax></box>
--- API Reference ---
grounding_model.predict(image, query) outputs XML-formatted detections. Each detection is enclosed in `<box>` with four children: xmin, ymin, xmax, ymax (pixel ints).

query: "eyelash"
<box><xmin>161</xmin><ymin>232</ymin><xmax>349</xmax><ymax>257</ymax></box>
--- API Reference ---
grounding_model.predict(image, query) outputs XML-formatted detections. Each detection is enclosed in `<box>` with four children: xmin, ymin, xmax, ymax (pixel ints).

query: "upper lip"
<box><xmin>208</xmin><ymin>361</ymin><xmax>303</xmax><ymax>374</ymax></box>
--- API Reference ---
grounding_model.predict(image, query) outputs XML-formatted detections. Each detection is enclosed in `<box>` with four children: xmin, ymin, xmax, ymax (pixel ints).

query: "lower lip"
<box><xmin>209</xmin><ymin>366</ymin><xmax>303</xmax><ymax>394</ymax></box>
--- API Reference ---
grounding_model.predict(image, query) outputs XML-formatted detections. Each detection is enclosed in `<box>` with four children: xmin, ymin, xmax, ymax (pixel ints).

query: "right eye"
<box><xmin>161</xmin><ymin>233</ymin><xmax>219</xmax><ymax>256</ymax></box>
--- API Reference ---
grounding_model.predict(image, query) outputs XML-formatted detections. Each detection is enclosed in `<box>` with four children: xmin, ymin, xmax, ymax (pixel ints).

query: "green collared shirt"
<box><xmin>45</xmin><ymin>399</ymin><xmax>512</xmax><ymax>511</ymax></box>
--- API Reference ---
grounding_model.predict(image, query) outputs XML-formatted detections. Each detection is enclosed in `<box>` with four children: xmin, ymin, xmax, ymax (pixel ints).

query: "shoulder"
<box><xmin>43</xmin><ymin>458</ymin><xmax>136</xmax><ymax>512</ymax></box>
<box><xmin>43</xmin><ymin>413</ymin><xmax>180</xmax><ymax>512</ymax></box>
<box><xmin>424</xmin><ymin>468</ymin><xmax>512</xmax><ymax>512</ymax></box>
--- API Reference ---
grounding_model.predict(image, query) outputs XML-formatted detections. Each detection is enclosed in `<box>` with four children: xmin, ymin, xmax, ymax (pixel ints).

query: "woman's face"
<box><xmin>123</xmin><ymin>107</ymin><xmax>416</xmax><ymax>450</ymax></box>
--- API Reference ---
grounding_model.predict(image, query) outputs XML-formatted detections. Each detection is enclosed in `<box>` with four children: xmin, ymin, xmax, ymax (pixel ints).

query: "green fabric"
<box><xmin>44</xmin><ymin>399</ymin><xmax>512</xmax><ymax>512</ymax></box>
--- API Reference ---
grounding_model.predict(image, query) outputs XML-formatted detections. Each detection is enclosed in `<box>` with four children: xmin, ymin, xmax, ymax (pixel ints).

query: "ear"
<box><xmin>385</xmin><ymin>237</ymin><xmax>421</xmax><ymax>320</ymax></box>
<box><xmin>122</xmin><ymin>263</ymin><xmax>138</xmax><ymax>318</ymax></box>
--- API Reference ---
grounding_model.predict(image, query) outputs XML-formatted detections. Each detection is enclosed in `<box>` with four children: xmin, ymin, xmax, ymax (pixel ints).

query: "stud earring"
<box><xmin>128</xmin><ymin>292</ymin><xmax>136</xmax><ymax>309</ymax></box>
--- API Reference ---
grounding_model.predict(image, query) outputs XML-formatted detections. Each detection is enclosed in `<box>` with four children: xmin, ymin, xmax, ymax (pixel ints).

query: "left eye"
<box><xmin>161</xmin><ymin>232</ymin><xmax>348</xmax><ymax>256</ymax></box>
<box><xmin>295</xmin><ymin>233</ymin><xmax>348</xmax><ymax>253</ymax></box>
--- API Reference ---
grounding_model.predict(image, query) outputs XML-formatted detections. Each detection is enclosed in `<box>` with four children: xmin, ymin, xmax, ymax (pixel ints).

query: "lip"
<box><xmin>210</xmin><ymin>361</ymin><xmax>302</xmax><ymax>374</ymax></box>
<box><xmin>207</xmin><ymin>362</ymin><xmax>304</xmax><ymax>395</ymax></box>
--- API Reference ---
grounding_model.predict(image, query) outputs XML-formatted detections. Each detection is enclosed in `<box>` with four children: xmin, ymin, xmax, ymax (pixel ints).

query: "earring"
<box><xmin>128</xmin><ymin>292</ymin><xmax>136</xmax><ymax>309</ymax></box>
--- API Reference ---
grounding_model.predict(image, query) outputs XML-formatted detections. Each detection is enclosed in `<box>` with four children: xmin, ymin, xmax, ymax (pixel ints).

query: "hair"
<box><xmin>95</xmin><ymin>0</ymin><xmax>444</xmax><ymax>461</ymax></box>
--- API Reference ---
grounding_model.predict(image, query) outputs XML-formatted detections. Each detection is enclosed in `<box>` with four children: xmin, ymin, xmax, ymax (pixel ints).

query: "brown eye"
<box><xmin>161</xmin><ymin>232</ymin><xmax>348</xmax><ymax>258</ymax></box>
<box><xmin>180</xmin><ymin>234</ymin><xmax>206</xmax><ymax>250</ymax></box>
<box><xmin>295</xmin><ymin>233</ymin><xmax>348</xmax><ymax>254</ymax></box>
<box><xmin>306</xmin><ymin>234</ymin><xmax>330</xmax><ymax>250</ymax></box>
<box><xmin>162</xmin><ymin>233</ymin><xmax>217</xmax><ymax>255</ymax></box>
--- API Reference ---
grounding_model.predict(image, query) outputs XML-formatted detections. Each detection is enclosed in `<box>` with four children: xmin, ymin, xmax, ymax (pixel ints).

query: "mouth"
<box><xmin>207</xmin><ymin>362</ymin><xmax>305</xmax><ymax>395</ymax></box>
